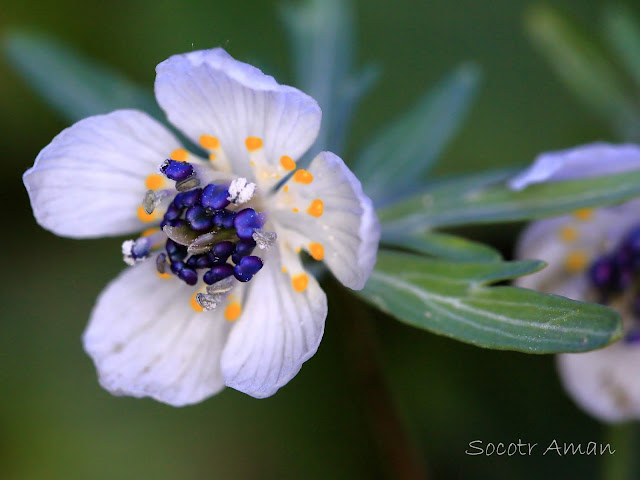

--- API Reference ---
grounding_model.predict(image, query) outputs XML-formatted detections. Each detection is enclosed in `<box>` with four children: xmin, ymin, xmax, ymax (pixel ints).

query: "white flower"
<box><xmin>23</xmin><ymin>48</ymin><xmax>380</xmax><ymax>405</ymax></box>
<box><xmin>512</xmin><ymin>142</ymin><xmax>640</xmax><ymax>422</ymax></box>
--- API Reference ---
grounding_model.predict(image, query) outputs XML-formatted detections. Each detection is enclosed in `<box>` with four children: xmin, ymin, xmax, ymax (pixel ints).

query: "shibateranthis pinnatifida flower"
<box><xmin>511</xmin><ymin>143</ymin><xmax>640</xmax><ymax>422</ymax></box>
<box><xmin>23</xmin><ymin>48</ymin><xmax>380</xmax><ymax>405</ymax></box>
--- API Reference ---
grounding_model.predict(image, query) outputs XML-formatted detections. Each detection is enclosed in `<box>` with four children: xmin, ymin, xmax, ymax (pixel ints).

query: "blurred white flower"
<box><xmin>512</xmin><ymin>143</ymin><xmax>640</xmax><ymax>422</ymax></box>
<box><xmin>23</xmin><ymin>48</ymin><xmax>380</xmax><ymax>405</ymax></box>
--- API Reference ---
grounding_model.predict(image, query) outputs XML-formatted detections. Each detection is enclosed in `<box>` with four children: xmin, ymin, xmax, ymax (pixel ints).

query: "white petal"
<box><xmin>83</xmin><ymin>260</ymin><xmax>232</xmax><ymax>406</ymax></box>
<box><xmin>23</xmin><ymin>110</ymin><xmax>182</xmax><ymax>238</ymax></box>
<box><xmin>515</xmin><ymin>204</ymin><xmax>640</xmax><ymax>295</ymax></box>
<box><xmin>558</xmin><ymin>343</ymin><xmax>640</xmax><ymax>422</ymax></box>
<box><xmin>155</xmin><ymin>48</ymin><xmax>321</xmax><ymax>181</ymax></box>
<box><xmin>509</xmin><ymin>142</ymin><xmax>640</xmax><ymax>191</ymax></box>
<box><xmin>220</xmin><ymin>248</ymin><xmax>327</xmax><ymax>398</ymax></box>
<box><xmin>271</xmin><ymin>152</ymin><xmax>380</xmax><ymax>290</ymax></box>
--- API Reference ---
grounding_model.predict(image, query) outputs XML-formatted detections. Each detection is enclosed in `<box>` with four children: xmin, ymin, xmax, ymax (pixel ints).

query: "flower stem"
<box><xmin>601</xmin><ymin>422</ymin><xmax>639</xmax><ymax>480</ymax></box>
<box><xmin>334</xmin><ymin>286</ymin><xmax>428</xmax><ymax>479</ymax></box>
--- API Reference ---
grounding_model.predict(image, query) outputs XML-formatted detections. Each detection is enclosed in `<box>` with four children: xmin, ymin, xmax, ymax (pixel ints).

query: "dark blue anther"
<box><xmin>185</xmin><ymin>254</ymin><xmax>214</xmax><ymax>269</ymax></box>
<box><xmin>185</xmin><ymin>205</ymin><xmax>213</xmax><ymax>232</ymax></box>
<box><xmin>233</xmin><ymin>255</ymin><xmax>264</xmax><ymax>282</ymax></box>
<box><xmin>624</xmin><ymin>329</ymin><xmax>640</xmax><ymax>344</ymax></box>
<box><xmin>201</xmin><ymin>184</ymin><xmax>231</xmax><ymax>210</ymax></box>
<box><xmin>174</xmin><ymin>188</ymin><xmax>202</xmax><ymax>208</ymax></box>
<box><xmin>178</xmin><ymin>267</ymin><xmax>198</xmax><ymax>286</ymax></box>
<box><xmin>131</xmin><ymin>238</ymin><xmax>151</xmax><ymax>259</ymax></box>
<box><xmin>232</xmin><ymin>238</ymin><xmax>257</xmax><ymax>264</ymax></box>
<box><xmin>589</xmin><ymin>256</ymin><xmax>615</xmax><ymax>290</ymax></box>
<box><xmin>234</xmin><ymin>208</ymin><xmax>266</xmax><ymax>239</ymax></box>
<box><xmin>209</xmin><ymin>241</ymin><xmax>235</xmax><ymax>264</ymax></box>
<box><xmin>196</xmin><ymin>255</ymin><xmax>214</xmax><ymax>269</ymax></box>
<box><xmin>186</xmin><ymin>255</ymin><xmax>200</xmax><ymax>268</ymax></box>
<box><xmin>164</xmin><ymin>203</ymin><xmax>182</xmax><ymax>222</ymax></box>
<box><xmin>633</xmin><ymin>295</ymin><xmax>640</xmax><ymax>318</ymax></box>
<box><xmin>161</xmin><ymin>160</ymin><xmax>194</xmax><ymax>182</ymax></box>
<box><xmin>170</xmin><ymin>260</ymin><xmax>185</xmax><ymax>275</ymax></box>
<box><xmin>625</xmin><ymin>226</ymin><xmax>640</xmax><ymax>255</ymax></box>
<box><xmin>213</xmin><ymin>210</ymin><xmax>237</xmax><ymax>229</ymax></box>
<box><xmin>203</xmin><ymin>264</ymin><xmax>234</xmax><ymax>285</ymax></box>
<box><xmin>166</xmin><ymin>239</ymin><xmax>187</xmax><ymax>262</ymax></box>
<box><xmin>616</xmin><ymin>267</ymin><xmax>634</xmax><ymax>291</ymax></box>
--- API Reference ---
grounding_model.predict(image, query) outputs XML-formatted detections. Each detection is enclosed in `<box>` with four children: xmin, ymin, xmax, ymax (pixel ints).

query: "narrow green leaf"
<box><xmin>280</xmin><ymin>0</ymin><xmax>376</xmax><ymax>155</ymax></box>
<box><xmin>525</xmin><ymin>5</ymin><xmax>639</xmax><ymax>138</ymax></box>
<box><xmin>359</xmin><ymin>251</ymin><xmax>622</xmax><ymax>353</ymax></box>
<box><xmin>603</xmin><ymin>5</ymin><xmax>640</xmax><ymax>90</ymax></box>
<box><xmin>379</xmin><ymin>168</ymin><xmax>640</xmax><ymax>236</ymax></box>
<box><xmin>385</xmin><ymin>232</ymin><xmax>502</xmax><ymax>262</ymax></box>
<box><xmin>3</xmin><ymin>31</ymin><xmax>162</xmax><ymax>123</ymax></box>
<box><xmin>354</xmin><ymin>63</ymin><xmax>480</xmax><ymax>205</ymax></box>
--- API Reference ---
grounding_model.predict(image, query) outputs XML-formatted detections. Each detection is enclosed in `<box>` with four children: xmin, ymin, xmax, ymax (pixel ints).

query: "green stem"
<box><xmin>602</xmin><ymin>422</ymin><xmax>639</xmax><ymax>480</ymax></box>
<box><xmin>334</xmin><ymin>285</ymin><xmax>428</xmax><ymax>480</ymax></box>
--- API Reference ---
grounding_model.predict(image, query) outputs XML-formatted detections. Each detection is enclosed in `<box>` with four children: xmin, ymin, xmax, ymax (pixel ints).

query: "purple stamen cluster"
<box><xmin>156</xmin><ymin>160</ymin><xmax>266</xmax><ymax>286</ymax></box>
<box><xmin>587</xmin><ymin>226</ymin><xmax>640</xmax><ymax>343</ymax></box>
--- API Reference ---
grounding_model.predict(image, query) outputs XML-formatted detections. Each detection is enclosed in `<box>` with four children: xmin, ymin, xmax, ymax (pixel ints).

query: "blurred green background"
<box><xmin>1</xmin><ymin>0</ymin><xmax>632</xmax><ymax>479</ymax></box>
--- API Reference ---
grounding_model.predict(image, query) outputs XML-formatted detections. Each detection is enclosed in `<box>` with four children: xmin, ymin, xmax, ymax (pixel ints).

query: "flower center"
<box><xmin>587</xmin><ymin>225</ymin><xmax>640</xmax><ymax>342</ymax></box>
<box><xmin>123</xmin><ymin>159</ymin><xmax>276</xmax><ymax>311</ymax></box>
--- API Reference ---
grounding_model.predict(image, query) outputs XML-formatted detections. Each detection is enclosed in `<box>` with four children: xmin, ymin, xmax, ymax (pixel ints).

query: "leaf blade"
<box><xmin>384</xmin><ymin>231</ymin><xmax>502</xmax><ymax>262</ymax></box>
<box><xmin>524</xmin><ymin>5</ymin><xmax>640</xmax><ymax>139</ymax></box>
<box><xmin>379</xmin><ymin>168</ymin><xmax>640</xmax><ymax>235</ymax></box>
<box><xmin>3</xmin><ymin>31</ymin><xmax>162</xmax><ymax>123</ymax></box>
<box><xmin>354</xmin><ymin>63</ymin><xmax>481</xmax><ymax>205</ymax></box>
<box><xmin>360</xmin><ymin>251</ymin><xmax>622</xmax><ymax>353</ymax></box>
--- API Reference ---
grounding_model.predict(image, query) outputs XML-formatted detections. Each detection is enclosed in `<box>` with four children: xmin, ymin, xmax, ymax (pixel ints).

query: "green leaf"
<box><xmin>3</xmin><ymin>31</ymin><xmax>162</xmax><ymax>123</ymax></box>
<box><xmin>378</xmin><ymin>168</ymin><xmax>640</xmax><ymax>236</ymax></box>
<box><xmin>603</xmin><ymin>5</ymin><xmax>640</xmax><ymax>90</ymax></box>
<box><xmin>359</xmin><ymin>251</ymin><xmax>622</xmax><ymax>353</ymax></box>
<box><xmin>385</xmin><ymin>232</ymin><xmax>502</xmax><ymax>262</ymax></box>
<box><xmin>280</xmin><ymin>0</ymin><xmax>376</xmax><ymax>156</ymax></box>
<box><xmin>354</xmin><ymin>63</ymin><xmax>480</xmax><ymax>205</ymax></box>
<box><xmin>524</xmin><ymin>5</ymin><xmax>639</xmax><ymax>138</ymax></box>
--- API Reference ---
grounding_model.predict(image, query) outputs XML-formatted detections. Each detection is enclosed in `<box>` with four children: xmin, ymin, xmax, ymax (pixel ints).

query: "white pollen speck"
<box><xmin>122</xmin><ymin>240</ymin><xmax>134</xmax><ymax>257</ymax></box>
<box><xmin>227</xmin><ymin>177</ymin><xmax>256</xmax><ymax>204</ymax></box>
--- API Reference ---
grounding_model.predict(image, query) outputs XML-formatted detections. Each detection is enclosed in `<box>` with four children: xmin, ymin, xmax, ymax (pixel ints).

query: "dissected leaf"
<box><xmin>280</xmin><ymin>0</ymin><xmax>376</xmax><ymax>155</ymax></box>
<box><xmin>359</xmin><ymin>251</ymin><xmax>622</xmax><ymax>353</ymax></box>
<box><xmin>3</xmin><ymin>31</ymin><xmax>162</xmax><ymax>123</ymax></box>
<box><xmin>354</xmin><ymin>63</ymin><xmax>480</xmax><ymax>205</ymax></box>
<box><xmin>603</xmin><ymin>5</ymin><xmax>640</xmax><ymax>91</ymax></box>
<box><xmin>384</xmin><ymin>232</ymin><xmax>501</xmax><ymax>262</ymax></box>
<box><xmin>525</xmin><ymin>5</ymin><xmax>640</xmax><ymax>139</ymax></box>
<box><xmin>379</xmin><ymin>168</ymin><xmax>640</xmax><ymax>235</ymax></box>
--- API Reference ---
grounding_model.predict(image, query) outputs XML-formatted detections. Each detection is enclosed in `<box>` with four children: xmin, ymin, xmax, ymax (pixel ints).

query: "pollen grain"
<box><xmin>245</xmin><ymin>136</ymin><xmax>263</xmax><ymax>151</ymax></box>
<box><xmin>293</xmin><ymin>169</ymin><xmax>313</xmax><ymax>184</ymax></box>
<box><xmin>559</xmin><ymin>226</ymin><xmax>578</xmax><ymax>243</ymax></box>
<box><xmin>170</xmin><ymin>148</ymin><xmax>188</xmax><ymax>162</ymax></box>
<box><xmin>190</xmin><ymin>292</ymin><xmax>204</xmax><ymax>312</ymax></box>
<box><xmin>565</xmin><ymin>250</ymin><xmax>589</xmax><ymax>273</ymax></box>
<box><xmin>307</xmin><ymin>199</ymin><xmax>324</xmax><ymax>217</ymax></box>
<box><xmin>573</xmin><ymin>208</ymin><xmax>593</xmax><ymax>221</ymax></box>
<box><xmin>309</xmin><ymin>242</ymin><xmax>325</xmax><ymax>261</ymax></box>
<box><xmin>137</xmin><ymin>205</ymin><xmax>156</xmax><ymax>223</ymax></box>
<box><xmin>225</xmin><ymin>302</ymin><xmax>242</xmax><ymax>321</ymax></box>
<box><xmin>280</xmin><ymin>155</ymin><xmax>296</xmax><ymax>171</ymax></box>
<box><xmin>200</xmin><ymin>134</ymin><xmax>220</xmax><ymax>149</ymax></box>
<box><xmin>292</xmin><ymin>273</ymin><xmax>309</xmax><ymax>292</ymax></box>
<box><xmin>145</xmin><ymin>173</ymin><xmax>165</xmax><ymax>190</ymax></box>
